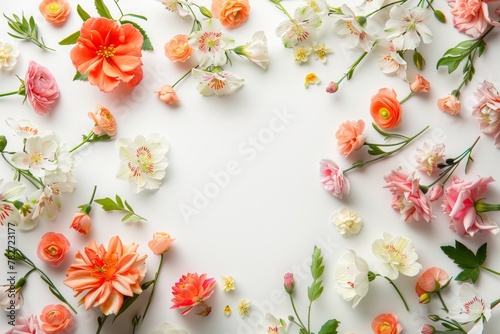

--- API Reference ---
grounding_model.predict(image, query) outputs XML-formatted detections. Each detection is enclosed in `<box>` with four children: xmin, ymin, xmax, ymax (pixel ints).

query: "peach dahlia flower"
<box><xmin>171</xmin><ymin>273</ymin><xmax>216</xmax><ymax>315</ymax></box>
<box><xmin>64</xmin><ymin>236</ymin><xmax>147</xmax><ymax>315</ymax></box>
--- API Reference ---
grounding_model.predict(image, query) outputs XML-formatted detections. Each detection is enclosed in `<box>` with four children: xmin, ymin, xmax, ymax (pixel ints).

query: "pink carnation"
<box><xmin>472</xmin><ymin>81</ymin><xmax>500</xmax><ymax>147</ymax></box>
<box><xmin>384</xmin><ymin>168</ymin><xmax>434</xmax><ymax>223</ymax></box>
<box><xmin>319</xmin><ymin>159</ymin><xmax>350</xmax><ymax>199</ymax></box>
<box><xmin>442</xmin><ymin>176</ymin><xmax>499</xmax><ymax>236</ymax></box>
<box><xmin>447</xmin><ymin>0</ymin><xmax>500</xmax><ymax>37</ymax></box>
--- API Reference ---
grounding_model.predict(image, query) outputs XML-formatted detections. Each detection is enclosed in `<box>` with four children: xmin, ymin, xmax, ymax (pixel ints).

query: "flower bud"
<box><xmin>429</xmin><ymin>185</ymin><xmax>444</xmax><ymax>202</ymax></box>
<box><xmin>283</xmin><ymin>272</ymin><xmax>294</xmax><ymax>294</ymax></box>
<box><xmin>0</xmin><ymin>136</ymin><xmax>7</xmax><ymax>152</ymax></box>
<box><xmin>326</xmin><ymin>81</ymin><xmax>339</xmax><ymax>93</ymax></box>
<box><xmin>419</xmin><ymin>292</ymin><xmax>432</xmax><ymax>304</ymax></box>
<box><xmin>433</xmin><ymin>10</ymin><xmax>446</xmax><ymax>23</ymax></box>
<box><xmin>428</xmin><ymin>314</ymin><xmax>440</xmax><ymax>322</ymax></box>
<box><xmin>356</xmin><ymin>15</ymin><xmax>367</xmax><ymax>27</ymax></box>
<box><xmin>199</xmin><ymin>6</ymin><xmax>212</xmax><ymax>18</ymax></box>
<box><xmin>413</xmin><ymin>51</ymin><xmax>425</xmax><ymax>70</ymax></box>
<box><xmin>421</xmin><ymin>323</ymin><xmax>436</xmax><ymax>334</ymax></box>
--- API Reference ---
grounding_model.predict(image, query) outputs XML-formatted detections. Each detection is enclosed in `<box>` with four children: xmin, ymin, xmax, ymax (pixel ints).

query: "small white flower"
<box><xmin>304</xmin><ymin>0</ymin><xmax>330</xmax><ymax>17</ymax></box>
<box><xmin>157</xmin><ymin>0</ymin><xmax>192</xmax><ymax>19</ymax></box>
<box><xmin>150</xmin><ymin>321</ymin><xmax>188</xmax><ymax>334</ymax></box>
<box><xmin>294</xmin><ymin>45</ymin><xmax>312</xmax><ymax>63</ymax></box>
<box><xmin>11</xmin><ymin>135</ymin><xmax>58</xmax><ymax>178</ymax></box>
<box><xmin>116</xmin><ymin>134</ymin><xmax>169</xmax><ymax>193</ymax></box>
<box><xmin>189</xmin><ymin>19</ymin><xmax>234</xmax><ymax>69</ymax></box>
<box><xmin>30</xmin><ymin>187</ymin><xmax>61</xmax><ymax>222</ymax></box>
<box><xmin>415</xmin><ymin>142</ymin><xmax>445</xmax><ymax>175</ymax></box>
<box><xmin>276</xmin><ymin>6</ymin><xmax>321</xmax><ymax>48</ymax></box>
<box><xmin>0</xmin><ymin>40</ymin><xmax>19</xmax><ymax>70</ymax></box>
<box><xmin>334</xmin><ymin>250</ymin><xmax>370</xmax><ymax>308</ymax></box>
<box><xmin>332</xmin><ymin>5</ymin><xmax>374</xmax><ymax>52</ymax></box>
<box><xmin>372</xmin><ymin>232</ymin><xmax>422</xmax><ymax>279</ymax></box>
<box><xmin>450</xmin><ymin>283</ymin><xmax>491</xmax><ymax>334</ymax></box>
<box><xmin>331</xmin><ymin>207</ymin><xmax>363</xmax><ymax>237</ymax></box>
<box><xmin>0</xmin><ymin>179</ymin><xmax>25</xmax><ymax>202</ymax></box>
<box><xmin>191</xmin><ymin>69</ymin><xmax>244</xmax><ymax>96</ymax></box>
<box><xmin>234</xmin><ymin>31</ymin><xmax>269</xmax><ymax>70</ymax></box>
<box><xmin>5</xmin><ymin>118</ymin><xmax>49</xmax><ymax>139</ymax></box>
<box><xmin>261</xmin><ymin>313</ymin><xmax>287</xmax><ymax>334</ymax></box>
<box><xmin>384</xmin><ymin>5</ymin><xmax>433</xmax><ymax>50</ymax></box>
<box><xmin>375</xmin><ymin>39</ymin><xmax>407</xmax><ymax>81</ymax></box>
<box><xmin>0</xmin><ymin>285</ymin><xmax>23</xmax><ymax>310</ymax></box>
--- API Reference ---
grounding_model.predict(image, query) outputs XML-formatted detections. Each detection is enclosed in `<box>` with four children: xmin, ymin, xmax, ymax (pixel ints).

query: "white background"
<box><xmin>1</xmin><ymin>0</ymin><xmax>500</xmax><ymax>333</ymax></box>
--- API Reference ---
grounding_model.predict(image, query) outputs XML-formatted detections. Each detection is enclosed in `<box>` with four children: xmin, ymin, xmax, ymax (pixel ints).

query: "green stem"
<box><xmin>89</xmin><ymin>185</ymin><xmax>97</xmax><ymax>205</ymax></box>
<box><xmin>399</xmin><ymin>91</ymin><xmax>414</xmax><ymax>104</ymax></box>
<box><xmin>69</xmin><ymin>130</ymin><xmax>94</xmax><ymax>153</ymax></box>
<box><xmin>365</xmin><ymin>0</ymin><xmax>405</xmax><ymax>17</ymax></box>
<box><xmin>382</xmin><ymin>275</ymin><xmax>409</xmax><ymax>311</ymax></box>
<box><xmin>436</xmin><ymin>291</ymin><xmax>449</xmax><ymax>313</ymax></box>
<box><xmin>1</xmin><ymin>152</ymin><xmax>44</xmax><ymax>189</ymax></box>
<box><xmin>0</xmin><ymin>90</ymin><xmax>19</xmax><ymax>98</ymax></box>
<box><xmin>289</xmin><ymin>294</ymin><xmax>307</xmax><ymax>331</ymax></box>
<box><xmin>96</xmin><ymin>315</ymin><xmax>108</xmax><ymax>334</ymax></box>
<box><xmin>480</xmin><ymin>265</ymin><xmax>500</xmax><ymax>276</ymax></box>
<box><xmin>172</xmin><ymin>65</ymin><xmax>198</xmax><ymax>88</ymax></box>
<box><xmin>307</xmin><ymin>301</ymin><xmax>312</xmax><ymax>333</ymax></box>
<box><xmin>336</xmin><ymin>50</ymin><xmax>370</xmax><ymax>86</ymax></box>
<box><xmin>269</xmin><ymin>0</ymin><xmax>293</xmax><ymax>20</ymax></box>
<box><xmin>142</xmin><ymin>254</ymin><xmax>163</xmax><ymax>321</ymax></box>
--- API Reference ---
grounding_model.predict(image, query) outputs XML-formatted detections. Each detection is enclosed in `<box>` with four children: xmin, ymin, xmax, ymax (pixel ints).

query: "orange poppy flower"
<box><xmin>70</xmin><ymin>17</ymin><xmax>144</xmax><ymax>93</ymax></box>
<box><xmin>370</xmin><ymin>88</ymin><xmax>402</xmax><ymax>129</ymax></box>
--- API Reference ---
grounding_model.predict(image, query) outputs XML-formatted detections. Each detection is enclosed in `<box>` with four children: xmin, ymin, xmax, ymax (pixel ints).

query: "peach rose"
<box><xmin>164</xmin><ymin>34</ymin><xmax>193</xmax><ymax>62</ymax></box>
<box><xmin>211</xmin><ymin>0</ymin><xmax>250</xmax><ymax>28</ymax></box>
<box><xmin>69</xmin><ymin>212</ymin><xmax>92</xmax><ymax>235</ymax></box>
<box><xmin>370</xmin><ymin>88</ymin><xmax>402</xmax><ymax>129</ymax></box>
<box><xmin>415</xmin><ymin>267</ymin><xmax>450</xmax><ymax>303</ymax></box>
<box><xmin>410</xmin><ymin>74</ymin><xmax>430</xmax><ymax>93</ymax></box>
<box><xmin>155</xmin><ymin>85</ymin><xmax>180</xmax><ymax>105</ymax></box>
<box><xmin>438</xmin><ymin>95</ymin><xmax>461</xmax><ymax>115</ymax></box>
<box><xmin>37</xmin><ymin>232</ymin><xmax>70</xmax><ymax>267</ymax></box>
<box><xmin>40</xmin><ymin>304</ymin><xmax>73</xmax><ymax>334</ymax></box>
<box><xmin>371</xmin><ymin>313</ymin><xmax>403</xmax><ymax>334</ymax></box>
<box><xmin>88</xmin><ymin>105</ymin><xmax>116</xmax><ymax>136</ymax></box>
<box><xmin>39</xmin><ymin>0</ymin><xmax>70</xmax><ymax>24</ymax></box>
<box><xmin>25</xmin><ymin>61</ymin><xmax>60</xmax><ymax>116</ymax></box>
<box><xmin>148</xmin><ymin>232</ymin><xmax>175</xmax><ymax>255</ymax></box>
<box><xmin>336</xmin><ymin>119</ymin><xmax>366</xmax><ymax>157</ymax></box>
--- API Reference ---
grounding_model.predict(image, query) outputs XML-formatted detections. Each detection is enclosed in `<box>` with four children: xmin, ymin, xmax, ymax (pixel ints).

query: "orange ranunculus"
<box><xmin>415</xmin><ymin>267</ymin><xmax>449</xmax><ymax>303</ymax></box>
<box><xmin>64</xmin><ymin>236</ymin><xmax>147</xmax><ymax>315</ymax></box>
<box><xmin>171</xmin><ymin>273</ymin><xmax>216</xmax><ymax>315</ymax></box>
<box><xmin>410</xmin><ymin>74</ymin><xmax>430</xmax><ymax>93</ymax></box>
<box><xmin>370</xmin><ymin>88</ymin><xmax>402</xmax><ymax>129</ymax></box>
<box><xmin>211</xmin><ymin>0</ymin><xmax>250</xmax><ymax>28</ymax></box>
<box><xmin>155</xmin><ymin>85</ymin><xmax>180</xmax><ymax>105</ymax></box>
<box><xmin>438</xmin><ymin>95</ymin><xmax>461</xmax><ymax>115</ymax></box>
<box><xmin>37</xmin><ymin>232</ymin><xmax>70</xmax><ymax>267</ymax></box>
<box><xmin>40</xmin><ymin>304</ymin><xmax>73</xmax><ymax>334</ymax></box>
<box><xmin>88</xmin><ymin>105</ymin><xmax>116</xmax><ymax>136</ymax></box>
<box><xmin>336</xmin><ymin>119</ymin><xmax>366</xmax><ymax>157</ymax></box>
<box><xmin>69</xmin><ymin>212</ymin><xmax>92</xmax><ymax>235</ymax></box>
<box><xmin>70</xmin><ymin>17</ymin><xmax>144</xmax><ymax>93</ymax></box>
<box><xmin>164</xmin><ymin>34</ymin><xmax>193</xmax><ymax>62</ymax></box>
<box><xmin>371</xmin><ymin>313</ymin><xmax>403</xmax><ymax>334</ymax></box>
<box><xmin>148</xmin><ymin>232</ymin><xmax>175</xmax><ymax>255</ymax></box>
<box><xmin>39</xmin><ymin>0</ymin><xmax>70</xmax><ymax>24</ymax></box>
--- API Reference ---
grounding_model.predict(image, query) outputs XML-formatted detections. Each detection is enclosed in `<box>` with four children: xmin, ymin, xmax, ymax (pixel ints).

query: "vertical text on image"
<box><xmin>2</xmin><ymin>222</ymin><xmax>18</xmax><ymax>326</ymax></box>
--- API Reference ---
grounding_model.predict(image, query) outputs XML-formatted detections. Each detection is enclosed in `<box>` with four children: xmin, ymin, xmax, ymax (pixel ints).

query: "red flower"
<box><xmin>171</xmin><ymin>273</ymin><xmax>216</xmax><ymax>316</ymax></box>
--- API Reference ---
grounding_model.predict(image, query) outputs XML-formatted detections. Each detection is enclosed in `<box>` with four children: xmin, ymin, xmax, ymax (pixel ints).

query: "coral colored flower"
<box><xmin>189</xmin><ymin>19</ymin><xmax>234</xmax><ymax>69</ymax></box>
<box><xmin>4</xmin><ymin>315</ymin><xmax>43</xmax><ymax>334</ymax></box>
<box><xmin>148</xmin><ymin>232</ymin><xmax>175</xmax><ymax>255</ymax></box>
<box><xmin>442</xmin><ymin>176</ymin><xmax>499</xmax><ymax>236</ymax></box>
<box><xmin>39</xmin><ymin>0</ymin><xmax>70</xmax><ymax>24</ymax></box>
<box><xmin>283</xmin><ymin>273</ymin><xmax>294</xmax><ymax>294</ymax></box>
<box><xmin>0</xmin><ymin>40</ymin><xmax>19</xmax><ymax>70</ymax></box>
<box><xmin>64</xmin><ymin>236</ymin><xmax>147</xmax><ymax>315</ymax></box>
<box><xmin>70</xmin><ymin>17</ymin><xmax>143</xmax><ymax>93</ymax></box>
<box><xmin>384</xmin><ymin>167</ymin><xmax>434</xmax><ymax>223</ymax></box>
<box><xmin>336</xmin><ymin>119</ymin><xmax>366</xmax><ymax>157</ymax></box>
<box><xmin>171</xmin><ymin>273</ymin><xmax>216</xmax><ymax>315</ymax></box>
<box><xmin>211</xmin><ymin>0</ymin><xmax>250</xmax><ymax>28</ymax></box>
<box><xmin>371</xmin><ymin>313</ymin><xmax>403</xmax><ymax>334</ymax></box>
<box><xmin>372</xmin><ymin>232</ymin><xmax>422</xmax><ymax>279</ymax></box>
<box><xmin>447</xmin><ymin>0</ymin><xmax>496</xmax><ymax>37</ymax></box>
<box><xmin>40</xmin><ymin>304</ymin><xmax>73</xmax><ymax>334</ymax></box>
<box><xmin>37</xmin><ymin>232</ymin><xmax>70</xmax><ymax>267</ymax></box>
<box><xmin>88</xmin><ymin>105</ymin><xmax>116</xmax><ymax>136</ymax></box>
<box><xmin>410</xmin><ymin>74</ymin><xmax>431</xmax><ymax>92</ymax></box>
<box><xmin>155</xmin><ymin>85</ymin><xmax>180</xmax><ymax>105</ymax></box>
<box><xmin>414</xmin><ymin>142</ymin><xmax>445</xmax><ymax>175</ymax></box>
<box><xmin>370</xmin><ymin>88</ymin><xmax>402</xmax><ymax>129</ymax></box>
<box><xmin>334</xmin><ymin>250</ymin><xmax>370</xmax><ymax>308</ymax></box>
<box><xmin>221</xmin><ymin>275</ymin><xmax>235</xmax><ymax>291</ymax></box>
<box><xmin>164</xmin><ymin>34</ymin><xmax>193</xmax><ymax>62</ymax></box>
<box><xmin>331</xmin><ymin>207</ymin><xmax>363</xmax><ymax>237</ymax></box>
<box><xmin>304</xmin><ymin>72</ymin><xmax>320</xmax><ymax>87</ymax></box>
<box><xmin>438</xmin><ymin>95</ymin><xmax>461</xmax><ymax>115</ymax></box>
<box><xmin>151</xmin><ymin>321</ymin><xmax>189</xmax><ymax>334</ymax></box>
<box><xmin>472</xmin><ymin>80</ymin><xmax>500</xmax><ymax>147</ymax></box>
<box><xmin>191</xmin><ymin>68</ymin><xmax>244</xmax><ymax>96</ymax></box>
<box><xmin>25</xmin><ymin>61</ymin><xmax>60</xmax><ymax>116</ymax></box>
<box><xmin>415</xmin><ymin>267</ymin><xmax>450</xmax><ymax>303</ymax></box>
<box><xmin>319</xmin><ymin>159</ymin><xmax>350</xmax><ymax>198</ymax></box>
<box><xmin>69</xmin><ymin>212</ymin><xmax>92</xmax><ymax>235</ymax></box>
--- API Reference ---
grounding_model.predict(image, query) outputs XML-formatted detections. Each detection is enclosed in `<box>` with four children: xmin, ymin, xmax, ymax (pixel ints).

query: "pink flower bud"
<box><xmin>326</xmin><ymin>81</ymin><xmax>338</xmax><ymax>94</ymax></box>
<box><xmin>428</xmin><ymin>185</ymin><xmax>444</xmax><ymax>202</ymax></box>
<box><xmin>421</xmin><ymin>324</ymin><xmax>436</xmax><ymax>334</ymax></box>
<box><xmin>284</xmin><ymin>272</ymin><xmax>294</xmax><ymax>294</ymax></box>
<box><xmin>69</xmin><ymin>212</ymin><xmax>92</xmax><ymax>235</ymax></box>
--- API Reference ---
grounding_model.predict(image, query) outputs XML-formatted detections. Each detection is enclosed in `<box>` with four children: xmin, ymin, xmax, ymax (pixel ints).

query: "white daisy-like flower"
<box><xmin>331</xmin><ymin>207</ymin><xmax>363</xmax><ymax>237</ymax></box>
<box><xmin>191</xmin><ymin>68</ymin><xmax>244</xmax><ymax>96</ymax></box>
<box><xmin>0</xmin><ymin>40</ymin><xmax>19</xmax><ymax>70</ymax></box>
<box><xmin>334</xmin><ymin>249</ymin><xmax>370</xmax><ymax>308</ymax></box>
<box><xmin>450</xmin><ymin>283</ymin><xmax>491</xmax><ymax>334</ymax></box>
<box><xmin>276</xmin><ymin>6</ymin><xmax>321</xmax><ymax>48</ymax></box>
<box><xmin>375</xmin><ymin>38</ymin><xmax>407</xmax><ymax>81</ymax></box>
<box><xmin>156</xmin><ymin>0</ymin><xmax>192</xmax><ymax>19</ymax></box>
<box><xmin>11</xmin><ymin>135</ymin><xmax>58</xmax><ymax>178</ymax></box>
<box><xmin>372</xmin><ymin>232</ymin><xmax>422</xmax><ymax>280</ymax></box>
<box><xmin>116</xmin><ymin>134</ymin><xmax>169</xmax><ymax>193</ymax></box>
<box><xmin>384</xmin><ymin>5</ymin><xmax>433</xmax><ymax>51</ymax></box>
<box><xmin>415</xmin><ymin>142</ymin><xmax>445</xmax><ymax>175</ymax></box>
<box><xmin>189</xmin><ymin>19</ymin><xmax>234</xmax><ymax>69</ymax></box>
<box><xmin>233</xmin><ymin>31</ymin><xmax>269</xmax><ymax>70</ymax></box>
<box><xmin>332</xmin><ymin>4</ymin><xmax>374</xmax><ymax>52</ymax></box>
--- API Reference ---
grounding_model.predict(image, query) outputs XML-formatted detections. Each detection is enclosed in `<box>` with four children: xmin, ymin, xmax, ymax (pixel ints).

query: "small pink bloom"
<box><xmin>336</xmin><ymin>119</ymin><xmax>366</xmax><ymax>157</ymax></box>
<box><xmin>429</xmin><ymin>184</ymin><xmax>445</xmax><ymax>202</ymax></box>
<box><xmin>155</xmin><ymin>84</ymin><xmax>180</xmax><ymax>105</ymax></box>
<box><xmin>148</xmin><ymin>232</ymin><xmax>175</xmax><ymax>255</ymax></box>
<box><xmin>421</xmin><ymin>324</ymin><xmax>435</xmax><ymax>334</ymax></box>
<box><xmin>37</xmin><ymin>232</ymin><xmax>70</xmax><ymax>267</ymax></box>
<box><xmin>415</xmin><ymin>267</ymin><xmax>450</xmax><ymax>302</ymax></box>
<box><xmin>371</xmin><ymin>313</ymin><xmax>403</xmax><ymax>334</ymax></box>
<box><xmin>438</xmin><ymin>95</ymin><xmax>461</xmax><ymax>115</ymax></box>
<box><xmin>4</xmin><ymin>315</ymin><xmax>43</xmax><ymax>334</ymax></box>
<box><xmin>415</xmin><ymin>142</ymin><xmax>445</xmax><ymax>175</ymax></box>
<box><xmin>326</xmin><ymin>81</ymin><xmax>339</xmax><ymax>93</ymax></box>
<box><xmin>171</xmin><ymin>273</ymin><xmax>216</xmax><ymax>316</ymax></box>
<box><xmin>25</xmin><ymin>61</ymin><xmax>60</xmax><ymax>116</ymax></box>
<box><xmin>40</xmin><ymin>304</ymin><xmax>73</xmax><ymax>334</ymax></box>
<box><xmin>69</xmin><ymin>212</ymin><xmax>92</xmax><ymax>235</ymax></box>
<box><xmin>384</xmin><ymin>168</ymin><xmax>434</xmax><ymax>223</ymax></box>
<box><xmin>472</xmin><ymin>80</ymin><xmax>500</xmax><ymax>147</ymax></box>
<box><xmin>410</xmin><ymin>74</ymin><xmax>430</xmax><ymax>93</ymax></box>
<box><xmin>283</xmin><ymin>273</ymin><xmax>294</xmax><ymax>294</ymax></box>
<box><xmin>442</xmin><ymin>176</ymin><xmax>499</xmax><ymax>236</ymax></box>
<box><xmin>319</xmin><ymin>159</ymin><xmax>350</xmax><ymax>199</ymax></box>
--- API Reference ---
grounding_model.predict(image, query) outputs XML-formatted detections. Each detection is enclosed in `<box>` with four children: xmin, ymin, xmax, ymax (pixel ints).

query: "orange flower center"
<box><xmin>209</xmin><ymin>78</ymin><xmax>225</xmax><ymax>91</ymax></box>
<box><xmin>91</xmin><ymin>252</ymin><xmax>118</xmax><ymax>281</ymax></box>
<box><xmin>47</xmin><ymin>245</ymin><xmax>59</xmax><ymax>256</ymax></box>
<box><xmin>97</xmin><ymin>45</ymin><xmax>116</xmax><ymax>58</ymax></box>
<box><xmin>379</xmin><ymin>107</ymin><xmax>390</xmax><ymax>119</ymax></box>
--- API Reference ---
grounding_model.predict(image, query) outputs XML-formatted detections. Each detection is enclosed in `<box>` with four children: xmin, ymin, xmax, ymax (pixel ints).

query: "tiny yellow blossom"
<box><xmin>313</xmin><ymin>43</ymin><xmax>333</xmax><ymax>63</ymax></box>
<box><xmin>224</xmin><ymin>305</ymin><xmax>231</xmax><ymax>316</ymax></box>
<box><xmin>221</xmin><ymin>275</ymin><xmax>235</xmax><ymax>291</ymax></box>
<box><xmin>238</xmin><ymin>299</ymin><xmax>250</xmax><ymax>318</ymax></box>
<box><xmin>304</xmin><ymin>73</ymin><xmax>320</xmax><ymax>88</ymax></box>
<box><xmin>294</xmin><ymin>46</ymin><xmax>311</xmax><ymax>63</ymax></box>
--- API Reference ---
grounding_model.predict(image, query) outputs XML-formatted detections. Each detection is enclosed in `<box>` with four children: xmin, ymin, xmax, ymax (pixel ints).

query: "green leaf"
<box><xmin>413</xmin><ymin>50</ymin><xmax>425</xmax><ymax>70</ymax></box>
<box><xmin>122</xmin><ymin>13</ymin><xmax>148</xmax><ymax>21</ymax></box>
<box><xmin>441</xmin><ymin>240</ymin><xmax>478</xmax><ymax>268</ymax></box>
<box><xmin>115</xmin><ymin>195</ymin><xmax>124</xmax><ymax>208</ymax></box>
<box><xmin>455</xmin><ymin>268</ymin><xmax>473</xmax><ymax>282</ymax></box>
<box><xmin>73</xmin><ymin>71</ymin><xmax>88</xmax><ymax>81</ymax></box>
<box><xmin>124</xmin><ymin>200</ymin><xmax>134</xmax><ymax>212</ymax></box>
<box><xmin>59</xmin><ymin>31</ymin><xmax>80</xmax><ymax>45</ymax></box>
<box><xmin>120</xmin><ymin>20</ymin><xmax>153</xmax><ymax>51</ymax></box>
<box><xmin>476</xmin><ymin>243</ymin><xmax>487</xmax><ymax>265</ymax></box>
<box><xmin>308</xmin><ymin>280</ymin><xmax>323</xmax><ymax>302</ymax></box>
<box><xmin>95</xmin><ymin>197</ymin><xmax>124</xmax><ymax>211</ymax></box>
<box><xmin>122</xmin><ymin>214</ymin><xmax>144</xmax><ymax>223</ymax></box>
<box><xmin>95</xmin><ymin>0</ymin><xmax>114</xmax><ymax>19</ymax></box>
<box><xmin>436</xmin><ymin>39</ymin><xmax>476</xmax><ymax>73</ymax></box>
<box><xmin>367</xmin><ymin>143</ymin><xmax>386</xmax><ymax>155</ymax></box>
<box><xmin>318</xmin><ymin>319</ymin><xmax>340</xmax><ymax>334</ymax></box>
<box><xmin>310</xmin><ymin>246</ymin><xmax>324</xmax><ymax>280</ymax></box>
<box><xmin>77</xmin><ymin>4</ymin><xmax>91</xmax><ymax>21</ymax></box>
<box><xmin>113</xmin><ymin>293</ymin><xmax>140</xmax><ymax>320</ymax></box>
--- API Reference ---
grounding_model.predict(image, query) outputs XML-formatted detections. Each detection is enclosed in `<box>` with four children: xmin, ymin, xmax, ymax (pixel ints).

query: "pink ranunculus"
<box><xmin>336</xmin><ymin>119</ymin><xmax>366</xmax><ymax>157</ymax></box>
<box><xmin>25</xmin><ymin>61</ymin><xmax>60</xmax><ymax>115</ymax></box>
<box><xmin>319</xmin><ymin>159</ymin><xmax>350</xmax><ymax>199</ymax></box>
<box><xmin>442</xmin><ymin>176</ymin><xmax>499</xmax><ymax>236</ymax></box>
<box><xmin>40</xmin><ymin>304</ymin><xmax>73</xmax><ymax>334</ymax></box>
<box><xmin>472</xmin><ymin>81</ymin><xmax>500</xmax><ymax>147</ymax></box>
<box><xmin>384</xmin><ymin>168</ymin><xmax>434</xmax><ymax>223</ymax></box>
